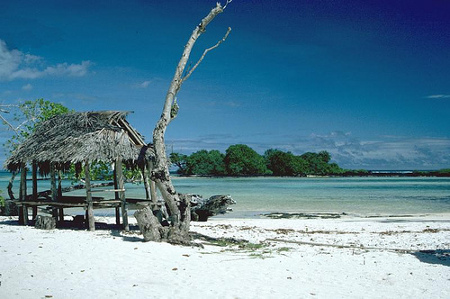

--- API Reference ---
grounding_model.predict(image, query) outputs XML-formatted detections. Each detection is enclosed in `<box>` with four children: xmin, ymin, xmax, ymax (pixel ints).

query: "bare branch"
<box><xmin>158</xmin><ymin>1</ymin><xmax>229</xmax><ymax>126</ymax></box>
<box><xmin>0</xmin><ymin>113</ymin><xmax>18</xmax><ymax>133</ymax></box>
<box><xmin>0</xmin><ymin>104</ymin><xmax>22</xmax><ymax>134</ymax></box>
<box><xmin>222</xmin><ymin>0</ymin><xmax>232</xmax><ymax>10</ymax></box>
<box><xmin>181</xmin><ymin>27</ymin><xmax>232</xmax><ymax>83</ymax></box>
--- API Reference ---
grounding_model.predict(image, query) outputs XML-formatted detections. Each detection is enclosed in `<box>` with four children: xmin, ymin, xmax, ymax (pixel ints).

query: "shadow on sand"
<box><xmin>411</xmin><ymin>250</ymin><xmax>450</xmax><ymax>267</ymax></box>
<box><xmin>110</xmin><ymin>225</ymin><xmax>143</xmax><ymax>242</ymax></box>
<box><xmin>1</xmin><ymin>217</ymin><xmax>145</xmax><ymax>242</ymax></box>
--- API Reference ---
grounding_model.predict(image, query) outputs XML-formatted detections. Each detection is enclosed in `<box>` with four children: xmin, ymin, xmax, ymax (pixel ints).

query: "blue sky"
<box><xmin>1</xmin><ymin>0</ymin><xmax>449</xmax><ymax>170</ymax></box>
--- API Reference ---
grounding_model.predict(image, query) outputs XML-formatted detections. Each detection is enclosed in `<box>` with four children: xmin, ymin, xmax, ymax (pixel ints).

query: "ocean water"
<box><xmin>2</xmin><ymin>171</ymin><xmax>450</xmax><ymax>218</ymax></box>
<box><xmin>170</xmin><ymin>176</ymin><xmax>450</xmax><ymax>217</ymax></box>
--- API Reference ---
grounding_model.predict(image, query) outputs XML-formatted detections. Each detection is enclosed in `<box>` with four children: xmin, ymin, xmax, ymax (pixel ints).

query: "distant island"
<box><xmin>170</xmin><ymin>144</ymin><xmax>450</xmax><ymax>177</ymax></box>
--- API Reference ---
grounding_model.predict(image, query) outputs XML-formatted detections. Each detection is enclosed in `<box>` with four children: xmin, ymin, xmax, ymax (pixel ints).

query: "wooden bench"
<box><xmin>11</xmin><ymin>196</ymin><xmax>159</xmax><ymax>228</ymax></box>
<box><xmin>11</xmin><ymin>195</ymin><xmax>124</xmax><ymax>227</ymax></box>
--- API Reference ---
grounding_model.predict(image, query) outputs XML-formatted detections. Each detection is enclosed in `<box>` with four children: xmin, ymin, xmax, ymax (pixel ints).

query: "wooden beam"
<box><xmin>88</xmin><ymin>189</ymin><xmax>125</xmax><ymax>193</ymax></box>
<box><xmin>115</xmin><ymin>160</ymin><xmax>129</xmax><ymax>231</ymax></box>
<box><xmin>13</xmin><ymin>200</ymin><xmax>121</xmax><ymax>208</ymax></box>
<box><xmin>19</xmin><ymin>163</ymin><xmax>28</xmax><ymax>225</ymax></box>
<box><xmin>117</xmin><ymin>118</ymin><xmax>146</xmax><ymax>146</ymax></box>
<box><xmin>84</xmin><ymin>161</ymin><xmax>95</xmax><ymax>231</ymax></box>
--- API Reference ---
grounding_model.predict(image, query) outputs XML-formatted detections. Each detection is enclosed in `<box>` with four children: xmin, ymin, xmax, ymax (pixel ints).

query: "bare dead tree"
<box><xmin>1</xmin><ymin>104</ymin><xmax>24</xmax><ymax>200</ymax></box>
<box><xmin>135</xmin><ymin>1</ymin><xmax>232</xmax><ymax>244</ymax></box>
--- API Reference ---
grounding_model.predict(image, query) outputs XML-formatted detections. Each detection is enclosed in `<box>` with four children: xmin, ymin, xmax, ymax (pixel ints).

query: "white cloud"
<box><xmin>43</xmin><ymin>61</ymin><xmax>91</xmax><ymax>77</ymax></box>
<box><xmin>426</xmin><ymin>94</ymin><xmax>450</xmax><ymax>99</ymax></box>
<box><xmin>305</xmin><ymin>133</ymin><xmax>450</xmax><ymax>170</ymax></box>
<box><xmin>0</xmin><ymin>40</ymin><xmax>22</xmax><ymax>79</ymax></box>
<box><xmin>0</xmin><ymin>39</ymin><xmax>91</xmax><ymax>81</ymax></box>
<box><xmin>23</xmin><ymin>54</ymin><xmax>42</xmax><ymax>64</ymax></box>
<box><xmin>22</xmin><ymin>83</ymin><xmax>33</xmax><ymax>90</ymax></box>
<box><xmin>139</xmin><ymin>80</ymin><xmax>151</xmax><ymax>88</ymax></box>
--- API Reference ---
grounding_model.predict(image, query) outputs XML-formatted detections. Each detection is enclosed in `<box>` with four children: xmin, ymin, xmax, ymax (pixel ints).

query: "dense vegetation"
<box><xmin>170</xmin><ymin>144</ymin><xmax>346</xmax><ymax>176</ymax></box>
<box><xmin>170</xmin><ymin>146</ymin><xmax>450</xmax><ymax>177</ymax></box>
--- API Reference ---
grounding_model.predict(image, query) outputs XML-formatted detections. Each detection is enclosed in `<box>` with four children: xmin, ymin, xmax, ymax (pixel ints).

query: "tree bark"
<box><xmin>148</xmin><ymin>161</ymin><xmax>158</xmax><ymax>204</ymax></box>
<box><xmin>138</xmin><ymin>2</ymin><xmax>231</xmax><ymax>244</ymax></box>
<box><xmin>134</xmin><ymin>206</ymin><xmax>165</xmax><ymax>242</ymax></box>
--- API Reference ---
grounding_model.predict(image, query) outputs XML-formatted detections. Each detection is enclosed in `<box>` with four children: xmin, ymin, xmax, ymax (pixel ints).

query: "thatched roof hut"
<box><xmin>5</xmin><ymin>110</ymin><xmax>153</xmax><ymax>173</ymax></box>
<box><xmin>5</xmin><ymin>111</ymin><xmax>156</xmax><ymax>231</ymax></box>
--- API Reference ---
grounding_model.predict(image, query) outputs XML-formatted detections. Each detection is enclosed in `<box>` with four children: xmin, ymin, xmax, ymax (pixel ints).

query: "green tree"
<box><xmin>225</xmin><ymin>144</ymin><xmax>269</xmax><ymax>176</ymax></box>
<box><xmin>327</xmin><ymin>162</ymin><xmax>344</xmax><ymax>175</ymax></box>
<box><xmin>301</xmin><ymin>151</ymin><xmax>343</xmax><ymax>175</ymax></box>
<box><xmin>3</xmin><ymin>99</ymin><xmax>70</xmax><ymax>154</ymax></box>
<box><xmin>169</xmin><ymin>152</ymin><xmax>188</xmax><ymax>174</ymax></box>
<box><xmin>265</xmin><ymin>149</ymin><xmax>307</xmax><ymax>176</ymax></box>
<box><xmin>1</xmin><ymin>99</ymin><xmax>71</xmax><ymax>199</ymax></box>
<box><xmin>185</xmin><ymin>150</ymin><xmax>226</xmax><ymax>176</ymax></box>
<box><xmin>318</xmin><ymin>150</ymin><xmax>331</xmax><ymax>164</ymax></box>
<box><xmin>205</xmin><ymin>150</ymin><xmax>226</xmax><ymax>176</ymax></box>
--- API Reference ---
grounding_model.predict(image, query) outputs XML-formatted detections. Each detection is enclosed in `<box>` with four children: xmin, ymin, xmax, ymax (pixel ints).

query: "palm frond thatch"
<box><xmin>5</xmin><ymin>111</ymin><xmax>153</xmax><ymax>173</ymax></box>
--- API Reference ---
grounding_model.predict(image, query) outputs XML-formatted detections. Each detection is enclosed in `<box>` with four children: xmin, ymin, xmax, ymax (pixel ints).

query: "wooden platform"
<box><xmin>13</xmin><ymin>196</ymin><xmax>121</xmax><ymax>208</ymax></box>
<box><xmin>11</xmin><ymin>196</ymin><xmax>159</xmax><ymax>208</ymax></box>
<box><xmin>9</xmin><ymin>196</ymin><xmax>156</xmax><ymax>229</ymax></box>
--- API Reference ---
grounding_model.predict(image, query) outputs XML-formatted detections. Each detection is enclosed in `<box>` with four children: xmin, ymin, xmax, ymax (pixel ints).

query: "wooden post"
<box><xmin>148</xmin><ymin>161</ymin><xmax>158</xmax><ymax>204</ymax></box>
<box><xmin>19</xmin><ymin>163</ymin><xmax>28</xmax><ymax>225</ymax></box>
<box><xmin>57</xmin><ymin>170</ymin><xmax>64</xmax><ymax>223</ymax></box>
<box><xmin>32</xmin><ymin>161</ymin><xmax>38</xmax><ymax>219</ymax></box>
<box><xmin>115</xmin><ymin>160</ymin><xmax>129</xmax><ymax>231</ymax></box>
<box><xmin>115</xmin><ymin>206</ymin><xmax>121</xmax><ymax>226</ymax></box>
<box><xmin>84</xmin><ymin>161</ymin><xmax>95</xmax><ymax>231</ymax></box>
<box><xmin>50</xmin><ymin>162</ymin><xmax>58</xmax><ymax>222</ymax></box>
<box><xmin>113</xmin><ymin>166</ymin><xmax>120</xmax><ymax>225</ymax></box>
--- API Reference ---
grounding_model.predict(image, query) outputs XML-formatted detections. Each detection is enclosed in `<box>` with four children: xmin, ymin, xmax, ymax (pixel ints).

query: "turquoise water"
<box><xmin>170</xmin><ymin>176</ymin><xmax>450</xmax><ymax>217</ymax></box>
<box><xmin>2</xmin><ymin>171</ymin><xmax>449</xmax><ymax>217</ymax></box>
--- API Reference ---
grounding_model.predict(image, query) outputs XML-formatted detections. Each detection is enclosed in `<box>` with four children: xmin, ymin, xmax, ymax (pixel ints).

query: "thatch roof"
<box><xmin>5</xmin><ymin>111</ymin><xmax>153</xmax><ymax>173</ymax></box>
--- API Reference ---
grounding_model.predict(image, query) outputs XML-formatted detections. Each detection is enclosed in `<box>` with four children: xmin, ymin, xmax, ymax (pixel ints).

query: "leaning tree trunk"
<box><xmin>136</xmin><ymin>1</ymin><xmax>231</xmax><ymax>244</ymax></box>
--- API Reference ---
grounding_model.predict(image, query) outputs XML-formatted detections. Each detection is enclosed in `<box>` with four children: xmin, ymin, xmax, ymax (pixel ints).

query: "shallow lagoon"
<box><xmin>170</xmin><ymin>176</ymin><xmax>450</xmax><ymax>217</ymax></box>
<box><xmin>2</xmin><ymin>171</ymin><xmax>449</xmax><ymax>218</ymax></box>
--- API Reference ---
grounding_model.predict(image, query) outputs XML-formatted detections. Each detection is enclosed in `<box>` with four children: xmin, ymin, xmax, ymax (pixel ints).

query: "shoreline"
<box><xmin>1</xmin><ymin>214</ymin><xmax>449</xmax><ymax>298</ymax></box>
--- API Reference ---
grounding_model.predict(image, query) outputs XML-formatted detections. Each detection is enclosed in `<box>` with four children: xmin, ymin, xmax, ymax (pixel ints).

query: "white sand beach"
<box><xmin>1</xmin><ymin>214</ymin><xmax>449</xmax><ymax>299</ymax></box>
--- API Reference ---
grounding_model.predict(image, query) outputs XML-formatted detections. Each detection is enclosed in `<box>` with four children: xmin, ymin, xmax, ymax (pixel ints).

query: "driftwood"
<box><xmin>155</xmin><ymin>194</ymin><xmax>236</xmax><ymax>222</ymax></box>
<box><xmin>35</xmin><ymin>215</ymin><xmax>56</xmax><ymax>230</ymax></box>
<box><xmin>191</xmin><ymin>195</ymin><xmax>236</xmax><ymax>221</ymax></box>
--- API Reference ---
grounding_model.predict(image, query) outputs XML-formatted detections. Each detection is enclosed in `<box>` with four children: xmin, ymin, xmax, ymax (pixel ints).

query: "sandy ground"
<box><xmin>0</xmin><ymin>214</ymin><xmax>449</xmax><ymax>299</ymax></box>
